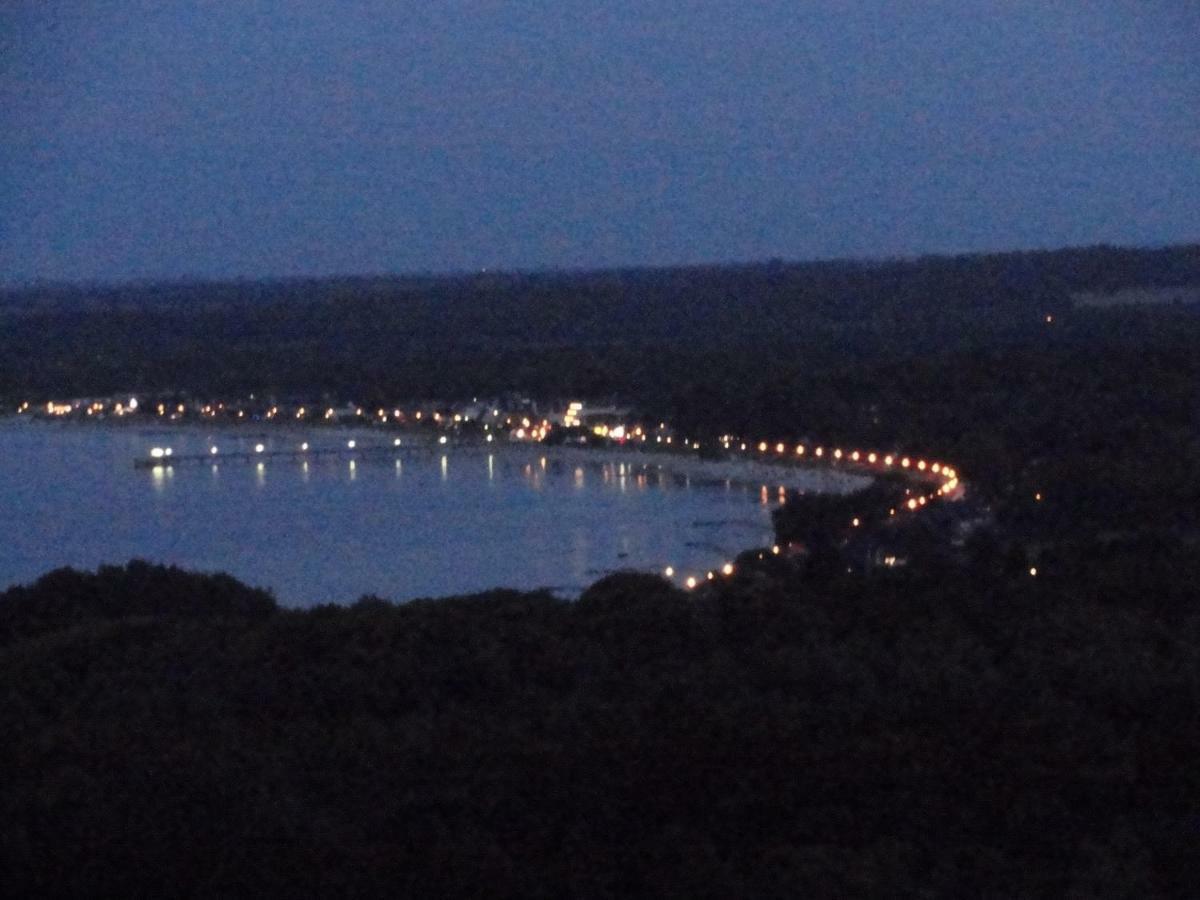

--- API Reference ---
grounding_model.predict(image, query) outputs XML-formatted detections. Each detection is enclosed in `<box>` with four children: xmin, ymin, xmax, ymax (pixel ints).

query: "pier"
<box><xmin>133</xmin><ymin>438</ymin><xmax>490</xmax><ymax>469</ymax></box>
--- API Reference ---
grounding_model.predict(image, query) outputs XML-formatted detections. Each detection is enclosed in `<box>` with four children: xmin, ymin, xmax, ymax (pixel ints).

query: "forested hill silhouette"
<box><xmin>2</xmin><ymin>559</ymin><xmax>1197</xmax><ymax>896</ymax></box>
<box><xmin>0</xmin><ymin>242</ymin><xmax>1194</xmax><ymax>416</ymax></box>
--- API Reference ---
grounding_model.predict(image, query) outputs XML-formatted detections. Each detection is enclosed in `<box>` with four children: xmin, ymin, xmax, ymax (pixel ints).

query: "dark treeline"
<box><xmin>1</xmin><ymin>242</ymin><xmax>1197</xmax><ymax>400</ymax></box>
<box><xmin>2</xmin><ymin>561</ymin><xmax>1197</xmax><ymax>897</ymax></box>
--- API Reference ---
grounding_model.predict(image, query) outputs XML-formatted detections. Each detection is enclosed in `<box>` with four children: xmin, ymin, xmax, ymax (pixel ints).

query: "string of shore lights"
<box><xmin>145</xmin><ymin>435</ymin><xmax>961</xmax><ymax>593</ymax></box>
<box><xmin>659</xmin><ymin>437</ymin><xmax>961</xmax><ymax>590</ymax></box>
<box><xmin>19</xmin><ymin>397</ymin><xmax>965</xmax><ymax>589</ymax></box>
<box><xmin>141</xmin><ymin>431</ymin><xmax>962</xmax><ymax>591</ymax></box>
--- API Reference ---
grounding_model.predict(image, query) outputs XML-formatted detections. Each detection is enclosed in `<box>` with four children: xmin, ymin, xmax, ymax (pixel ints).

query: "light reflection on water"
<box><xmin>0</xmin><ymin>422</ymin><xmax>777</xmax><ymax>606</ymax></box>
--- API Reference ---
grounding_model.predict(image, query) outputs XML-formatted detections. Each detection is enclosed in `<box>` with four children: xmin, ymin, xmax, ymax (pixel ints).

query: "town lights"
<box><xmin>150</xmin><ymin>447</ymin><xmax>166</xmax><ymax>459</ymax></box>
<box><xmin>210</xmin><ymin>446</ymin><xmax>219</xmax><ymax>455</ymax></box>
<box><xmin>721</xmin><ymin>563</ymin><xmax>734</xmax><ymax>576</ymax></box>
<box><xmin>758</xmin><ymin>442</ymin><xmax>768</xmax><ymax>452</ymax></box>
<box><xmin>347</xmin><ymin>440</ymin><xmax>356</xmax><ymax>449</ymax></box>
<box><xmin>255</xmin><ymin>444</ymin><xmax>265</xmax><ymax>453</ymax></box>
<box><xmin>664</xmin><ymin>566</ymin><xmax>675</xmax><ymax>578</ymax></box>
<box><xmin>685</xmin><ymin>576</ymin><xmax>697</xmax><ymax>589</ymax></box>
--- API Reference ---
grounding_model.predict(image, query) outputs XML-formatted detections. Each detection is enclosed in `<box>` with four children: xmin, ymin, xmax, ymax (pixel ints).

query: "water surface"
<box><xmin>0</xmin><ymin>422</ymin><xmax>783</xmax><ymax>604</ymax></box>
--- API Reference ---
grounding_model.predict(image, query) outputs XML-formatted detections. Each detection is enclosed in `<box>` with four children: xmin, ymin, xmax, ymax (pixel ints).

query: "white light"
<box><xmin>164</xmin><ymin>448</ymin><xmax>173</xmax><ymax>457</ymax></box>
<box><xmin>300</xmin><ymin>442</ymin><xmax>309</xmax><ymax>451</ymax></box>
<box><xmin>438</xmin><ymin>435</ymin><xmax>448</xmax><ymax>445</ymax></box>
<box><xmin>347</xmin><ymin>440</ymin><xmax>356</xmax><ymax>449</ymax></box>
<box><xmin>150</xmin><ymin>447</ymin><xmax>165</xmax><ymax>459</ymax></box>
<box><xmin>721</xmin><ymin>563</ymin><xmax>734</xmax><ymax>576</ymax></box>
<box><xmin>210</xmin><ymin>446</ymin><xmax>218</xmax><ymax>455</ymax></box>
<box><xmin>128</xmin><ymin>398</ymin><xmax>138</xmax><ymax>411</ymax></box>
<box><xmin>664</xmin><ymin>566</ymin><xmax>675</xmax><ymax>577</ymax></box>
<box><xmin>255</xmin><ymin>443</ymin><xmax>265</xmax><ymax>453</ymax></box>
<box><xmin>394</xmin><ymin>438</ymin><xmax>401</xmax><ymax>446</ymax></box>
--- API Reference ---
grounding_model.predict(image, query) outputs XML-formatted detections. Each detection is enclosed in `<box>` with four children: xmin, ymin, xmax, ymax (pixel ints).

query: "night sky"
<box><xmin>2</xmin><ymin>1</ymin><xmax>1197</xmax><ymax>285</ymax></box>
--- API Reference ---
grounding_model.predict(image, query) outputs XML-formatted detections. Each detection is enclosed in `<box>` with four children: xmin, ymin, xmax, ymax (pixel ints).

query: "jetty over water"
<box><xmin>133</xmin><ymin>438</ymin><xmax>489</xmax><ymax>469</ymax></box>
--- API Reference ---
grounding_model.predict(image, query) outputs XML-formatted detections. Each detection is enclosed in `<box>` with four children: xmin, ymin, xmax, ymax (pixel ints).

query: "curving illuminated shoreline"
<box><xmin>124</xmin><ymin>422</ymin><xmax>964</xmax><ymax>594</ymax></box>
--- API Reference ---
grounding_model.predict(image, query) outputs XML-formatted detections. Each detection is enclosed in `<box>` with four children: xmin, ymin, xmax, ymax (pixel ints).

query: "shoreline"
<box><xmin>3</xmin><ymin>417</ymin><xmax>875</xmax><ymax>496</ymax></box>
<box><xmin>501</xmin><ymin>443</ymin><xmax>872</xmax><ymax>495</ymax></box>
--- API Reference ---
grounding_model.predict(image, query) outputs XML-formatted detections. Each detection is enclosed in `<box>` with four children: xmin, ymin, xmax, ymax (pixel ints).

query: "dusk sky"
<box><xmin>2</xmin><ymin>1</ymin><xmax>1197</xmax><ymax>285</ymax></box>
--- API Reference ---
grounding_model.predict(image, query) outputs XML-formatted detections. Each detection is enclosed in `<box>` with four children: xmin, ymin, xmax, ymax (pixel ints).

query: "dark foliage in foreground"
<box><xmin>2</xmin><ymin>561</ymin><xmax>1197</xmax><ymax>897</ymax></box>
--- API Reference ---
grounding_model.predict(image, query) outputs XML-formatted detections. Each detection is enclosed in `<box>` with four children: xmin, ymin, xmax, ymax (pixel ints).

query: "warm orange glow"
<box><xmin>721</xmin><ymin>563</ymin><xmax>734</xmax><ymax>576</ymax></box>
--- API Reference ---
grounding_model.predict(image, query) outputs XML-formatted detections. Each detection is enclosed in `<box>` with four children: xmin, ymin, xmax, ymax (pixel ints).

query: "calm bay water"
<box><xmin>0</xmin><ymin>422</ymin><xmax>778</xmax><ymax>605</ymax></box>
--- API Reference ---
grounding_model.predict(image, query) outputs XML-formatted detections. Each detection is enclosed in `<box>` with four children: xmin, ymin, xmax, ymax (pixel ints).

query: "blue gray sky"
<box><xmin>2</xmin><ymin>1</ymin><xmax>1197</xmax><ymax>285</ymax></box>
